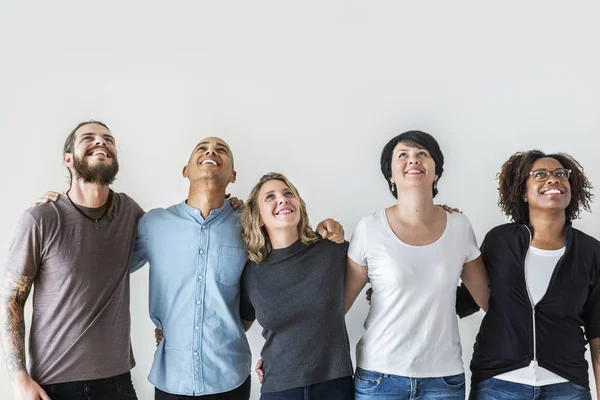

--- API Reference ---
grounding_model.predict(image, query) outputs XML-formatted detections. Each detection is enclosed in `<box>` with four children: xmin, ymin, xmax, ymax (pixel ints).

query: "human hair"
<box><xmin>380</xmin><ymin>130</ymin><xmax>444</xmax><ymax>198</ymax></box>
<box><xmin>63</xmin><ymin>120</ymin><xmax>110</xmax><ymax>179</ymax></box>
<box><xmin>497</xmin><ymin>150</ymin><xmax>593</xmax><ymax>223</ymax></box>
<box><xmin>241</xmin><ymin>172</ymin><xmax>319</xmax><ymax>264</ymax></box>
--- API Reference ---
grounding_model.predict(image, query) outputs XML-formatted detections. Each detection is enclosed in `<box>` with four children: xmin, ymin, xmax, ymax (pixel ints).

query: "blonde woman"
<box><xmin>240</xmin><ymin>173</ymin><xmax>353</xmax><ymax>400</ymax></box>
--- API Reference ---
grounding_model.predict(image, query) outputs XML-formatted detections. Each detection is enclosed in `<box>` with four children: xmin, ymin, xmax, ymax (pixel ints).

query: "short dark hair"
<box><xmin>63</xmin><ymin>120</ymin><xmax>110</xmax><ymax>179</ymax></box>
<box><xmin>497</xmin><ymin>150</ymin><xmax>593</xmax><ymax>223</ymax></box>
<box><xmin>380</xmin><ymin>130</ymin><xmax>444</xmax><ymax>198</ymax></box>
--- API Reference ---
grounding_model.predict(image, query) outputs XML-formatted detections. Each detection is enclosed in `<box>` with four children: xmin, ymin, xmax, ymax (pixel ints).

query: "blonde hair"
<box><xmin>241</xmin><ymin>172</ymin><xmax>319</xmax><ymax>264</ymax></box>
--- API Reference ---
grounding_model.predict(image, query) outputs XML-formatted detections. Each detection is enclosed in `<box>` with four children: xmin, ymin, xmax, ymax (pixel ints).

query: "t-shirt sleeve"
<box><xmin>130</xmin><ymin>214</ymin><xmax>149</xmax><ymax>273</ymax></box>
<box><xmin>583</xmin><ymin>258</ymin><xmax>600</xmax><ymax>339</ymax></box>
<box><xmin>240</xmin><ymin>265</ymin><xmax>256</xmax><ymax>322</ymax></box>
<box><xmin>5</xmin><ymin>211</ymin><xmax>43</xmax><ymax>278</ymax></box>
<box><xmin>463</xmin><ymin>216</ymin><xmax>481</xmax><ymax>263</ymax></box>
<box><xmin>347</xmin><ymin>218</ymin><xmax>368</xmax><ymax>267</ymax></box>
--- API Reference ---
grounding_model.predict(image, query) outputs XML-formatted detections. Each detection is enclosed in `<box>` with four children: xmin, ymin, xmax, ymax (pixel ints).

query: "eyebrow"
<box><xmin>194</xmin><ymin>141</ymin><xmax>230</xmax><ymax>152</ymax></box>
<box><xmin>79</xmin><ymin>133</ymin><xmax>114</xmax><ymax>142</ymax></box>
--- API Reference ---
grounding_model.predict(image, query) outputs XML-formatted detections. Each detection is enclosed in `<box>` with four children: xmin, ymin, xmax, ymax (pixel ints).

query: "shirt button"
<box><xmin>194</xmin><ymin>351</ymin><xmax>199</xmax><ymax>356</ymax></box>
<box><xmin>202</xmin><ymin>225</ymin><xmax>206</xmax><ymax>229</ymax></box>
<box><xmin>199</xmin><ymin>249</ymin><xmax>204</xmax><ymax>255</ymax></box>
<box><xmin>198</xmin><ymin>274</ymin><xmax>203</xmax><ymax>280</ymax></box>
<box><xmin>196</xmin><ymin>300</ymin><xmax>201</xmax><ymax>305</ymax></box>
<box><xmin>195</xmin><ymin>325</ymin><xmax>199</xmax><ymax>330</ymax></box>
<box><xmin>194</xmin><ymin>210</ymin><xmax>198</xmax><ymax>214</ymax></box>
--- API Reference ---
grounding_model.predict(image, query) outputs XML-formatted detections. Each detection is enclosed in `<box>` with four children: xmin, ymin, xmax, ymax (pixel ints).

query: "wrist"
<box><xmin>11</xmin><ymin>369</ymin><xmax>30</xmax><ymax>385</ymax></box>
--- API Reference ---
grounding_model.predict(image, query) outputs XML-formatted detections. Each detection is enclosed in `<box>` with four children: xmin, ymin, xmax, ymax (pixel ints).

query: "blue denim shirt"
<box><xmin>131</xmin><ymin>200</ymin><xmax>251</xmax><ymax>396</ymax></box>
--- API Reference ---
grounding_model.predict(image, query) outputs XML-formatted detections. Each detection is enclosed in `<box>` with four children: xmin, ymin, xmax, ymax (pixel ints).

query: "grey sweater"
<box><xmin>241</xmin><ymin>239</ymin><xmax>353</xmax><ymax>393</ymax></box>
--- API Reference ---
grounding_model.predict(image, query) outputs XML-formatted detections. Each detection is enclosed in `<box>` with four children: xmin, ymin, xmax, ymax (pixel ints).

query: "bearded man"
<box><xmin>1</xmin><ymin>121</ymin><xmax>143</xmax><ymax>400</ymax></box>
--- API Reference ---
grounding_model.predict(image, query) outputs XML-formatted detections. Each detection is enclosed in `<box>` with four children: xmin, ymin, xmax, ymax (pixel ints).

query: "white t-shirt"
<box><xmin>348</xmin><ymin>210</ymin><xmax>480</xmax><ymax>377</ymax></box>
<box><xmin>496</xmin><ymin>246</ymin><xmax>568</xmax><ymax>386</ymax></box>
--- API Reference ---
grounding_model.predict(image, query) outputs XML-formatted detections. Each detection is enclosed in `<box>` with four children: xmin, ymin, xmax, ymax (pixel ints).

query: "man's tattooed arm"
<box><xmin>0</xmin><ymin>271</ymin><xmax>33</xmax><ymax>378</ymax></box>
<box><xmin>591</xmin><ymin>338</ymin><xmax>600</xmax><ymax>398</ymax></box>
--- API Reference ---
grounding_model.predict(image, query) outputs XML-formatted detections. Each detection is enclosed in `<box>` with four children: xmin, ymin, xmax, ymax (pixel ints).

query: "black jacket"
<box><xmin>470</xmin><ymin>223</ymin><xmax>600</xmax><ymax>389</ymax></box>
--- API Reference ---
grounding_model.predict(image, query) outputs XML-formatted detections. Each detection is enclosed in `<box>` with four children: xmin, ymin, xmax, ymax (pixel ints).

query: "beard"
<box><xmin>73</xmin><ymin>152</ymin><xmax>119</xmax><ymax>185</ymax></box>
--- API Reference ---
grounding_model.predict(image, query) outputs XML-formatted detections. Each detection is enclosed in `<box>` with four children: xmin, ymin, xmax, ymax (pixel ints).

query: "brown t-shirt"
<box><xmin>4</xmin><ymin>192</ymin><xmax>143</xmax><ymax>384</ymax></box>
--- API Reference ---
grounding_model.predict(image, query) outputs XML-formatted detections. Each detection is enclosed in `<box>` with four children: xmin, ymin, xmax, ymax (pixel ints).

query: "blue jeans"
<box><xmin>260</xmin><ymin>376</ymin><xmax>353</xmax><ymax>400</ymax></box>
<box><xmin>469</xmin><ymin>378</ymin><xmax>592</xmax><ymax>400</ymax></box>
<box><xmin>354</xmin><ymin>368</ymin><xmax>465</xmax><ymax>399</ymax></box>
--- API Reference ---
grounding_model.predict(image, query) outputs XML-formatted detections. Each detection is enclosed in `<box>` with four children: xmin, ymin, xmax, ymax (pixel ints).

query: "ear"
<box><xmin>64</xmin><ymin>153</ymin><xmax>73</xmax><ymax>168</ymax></box>
<box><xmin>434</xmin><ymin>175</ymin><xmax>439</xmax><ymax>182</ymax></box>
<box><xmin>523</xmin><ymin>196</ymin><xmax>528</xmax><ymax>203</ymax></box>
<box><xmin>259</xmin><ymin>214</ymin><xmax>264</xmax><ymax>228</ymax></box>
<box><xmin>182</xmin><ymin>165</ymin><xmax>189</xmax><ymax>178</ymax></box>
<box><xmin>229</xmin><ymin>170</ymin><xmax>237</xmax><ymax>184</ymax></box>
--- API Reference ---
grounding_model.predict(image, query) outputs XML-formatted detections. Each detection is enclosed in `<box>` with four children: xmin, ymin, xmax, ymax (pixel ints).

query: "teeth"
<box><xmin>405</xmin><ymin>169</ymin><xmax>423</xmax><ymax>173</ymax></box>
<box><xmin>544</xmin><ymin>189</ymin><xmax>562</xmax><ymax>194</ymax></box>
<box><xmin>201</xmin><ymin>159</ymin><xmax>218</xmax><ymax>166</ymax></box>
<box><xmin>277</xmin><ymin>209</ymin><xmax>293</xmax><ymax>215</ymax></box>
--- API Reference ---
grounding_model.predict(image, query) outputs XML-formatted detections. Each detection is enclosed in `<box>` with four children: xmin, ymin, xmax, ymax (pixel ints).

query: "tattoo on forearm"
<box><xmin>0</xmin><ymin>271</ymin><xmax>33</xmax><ymax>377</ymax></box>
<box><xmin>594</xmin><ymin>344</ymin><xmax>600</xmax><ymax>366</ymax></box>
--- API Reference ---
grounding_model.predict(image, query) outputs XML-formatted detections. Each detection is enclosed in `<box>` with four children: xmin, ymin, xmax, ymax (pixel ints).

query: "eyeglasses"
<box><xmin>529</xmin><ymin>168</ymin><xmax>571</xmax><ymax>182</ymax></box>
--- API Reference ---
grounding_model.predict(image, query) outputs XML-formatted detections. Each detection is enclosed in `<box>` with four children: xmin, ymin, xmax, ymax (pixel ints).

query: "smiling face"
<box><xmin>183</xmin><ymin>136</ymin><xmax>236</xmax><ymax>187</ymax></box>
<box><xmin>257</xmin><ymin>179</ymin><xmax>301</xmax><ymax>233</ymax></box>
<box><xmin>390</xmin><ymin>142</ymin><xmax>438</xmax><ymax>194</ymax></box>
<box><xmin>64</xmin><ymin>122</ymin><xmax>119</xmax><ymax>185</ymax></box>
<box><xmin>524</xmin><ymin>157</ymin><xmax>572</xmax><ymax>214</ymax></box>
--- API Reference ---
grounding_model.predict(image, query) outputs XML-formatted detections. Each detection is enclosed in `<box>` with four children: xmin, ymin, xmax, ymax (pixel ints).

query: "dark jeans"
<box><xmin>260</xmin><ymin>376</ymin><xmax>353</xmax><ymax>400</ymax></box>
<box><xmin>469</xmin><ymin>378</ymin><xmax>592</xmax><ymax>400</ymax></box>
<box><xmin>155</xmin><ymin>376</ymin><xmax>251</xmax><ymax>400</ymax></box>
<box><xmin>41</xmin><ymin>372</ymin><xmax>137</xmax><ymax>400</ymax></box>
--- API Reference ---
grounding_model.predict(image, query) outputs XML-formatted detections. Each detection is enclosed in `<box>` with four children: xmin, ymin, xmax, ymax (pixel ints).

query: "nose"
<box><xmin>546</xmin><ymin>175</ymin><xmax>559</xmax><ymax>185</ymax></box>
<box><xmin>94</xmin><ymin>135</ymin><xmax>107</xmax><ymax>146</ymax></box>
<box><xmin>277</xmin><ymin>195</ymin><xmax>289</xmax><ymax>205</ymax></box>
<box><xmin>408</xmin><ymin>155</ymin><xmax>420</xmax><ymax>164</ymax></box>
<box><xmin>204</xmin><ymin>147</ymin><xmax>216</xmax><ymax>156</ymax></box>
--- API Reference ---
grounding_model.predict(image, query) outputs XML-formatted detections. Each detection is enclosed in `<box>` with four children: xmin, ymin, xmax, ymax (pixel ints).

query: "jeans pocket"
<box><xmin>472</xmin><ymin>378</ymin><xmax>495</xmax><ymax>391</ymax></box>
<box><xmin>117</xmin><ymin>382</ymin><xmax>138</xmax><ymax>398</ymax></box>
<box><xmin>567</xmin><ymin>382</ymin><xmax>589</xmax><ymax>393</ymax></box>
<box><xmin>354</xmin><ymin>368</ymin><xmax>383</xmax><ymax>392</ymax></box>
<box><xmin>441</xmin><ymin>373</ymin><xmax>465</xmax><ymax>389</ymax></box>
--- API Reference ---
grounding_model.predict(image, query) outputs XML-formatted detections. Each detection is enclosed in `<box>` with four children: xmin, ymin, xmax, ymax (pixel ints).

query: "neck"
<box><xmin>392</xmin><ymin>188</ymin><xmax>437</xmax><ymax>225</ymax></box>
<box><xmin>267</xmin><ymin>227</ymin><xmax>300</xmax><ymax>249</ymax></box>
<box><xmin>528</xmin><ymin>208</ymin><xmax>567</xmax><ymax>246</ymax></box>
<box><xmin>187</xmin><ymin>180</ymin><xmax>227</xmax><ymax>218</ymax></box>
<box><xmin>68</xmin><ymin>179</ymin><xmax>110</xmax><ymax>208</ymax></box>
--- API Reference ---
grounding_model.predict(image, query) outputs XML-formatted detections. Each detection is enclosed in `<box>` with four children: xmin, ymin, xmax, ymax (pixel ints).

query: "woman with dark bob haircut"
<box><xmin>345</xmin><ymin>130</ymin><xmax>490</xmax><ymax>399</ymax></box>
<box><xmin>469</xmin><ymin>150</ymin><xmax>599</xmax><ymax>399</ymax></box>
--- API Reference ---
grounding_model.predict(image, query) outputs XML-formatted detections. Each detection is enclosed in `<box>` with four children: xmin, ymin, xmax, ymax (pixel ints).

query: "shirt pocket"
<box><xmin>216</xmin><ymin>245</ymin><xmax>246</xmax><ymax>287</ymax></box>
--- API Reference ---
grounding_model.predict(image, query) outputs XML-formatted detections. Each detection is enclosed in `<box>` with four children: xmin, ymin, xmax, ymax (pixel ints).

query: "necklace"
<box><xmin>66</xmin><ymin>191</ymin><xmax>111</xmax><ymax>230</ymax></box>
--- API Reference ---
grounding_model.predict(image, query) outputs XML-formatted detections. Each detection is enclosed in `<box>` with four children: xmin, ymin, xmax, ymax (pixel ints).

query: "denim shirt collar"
<box><xmin>178</xmin><ymin>199</ymin><xmax>231</xmax><ymax>224</ymax></box>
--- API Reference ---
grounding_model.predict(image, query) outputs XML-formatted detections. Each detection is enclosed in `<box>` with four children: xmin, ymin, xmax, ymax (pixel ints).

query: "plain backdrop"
<box><xmin>1</xmin><ymin>1</ymin><xmax>599</xmax><ymax>399</ymax></box>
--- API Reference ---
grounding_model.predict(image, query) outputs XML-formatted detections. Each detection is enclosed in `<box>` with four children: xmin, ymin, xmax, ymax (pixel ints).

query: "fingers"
<box><xmin>234</xmin><ymin>199</ymin><xmax>245</xmax><ymax>210</ymax></box>
<box><xmin>318</xmin><ymin>219</ymin><xmax>345</xmax><ymax>243</ymax></box>
<box><xmin>155</xmin><ymin>328</ymin><xmax>164</xmax><ymax>347</ymax></box>
<box><xmin>255</xmin><ymin>358</ymin><xmax>264</xmax><ymax>384</ymax></box>
<box><xmin>37</xmin><ymin>385</ymin><xmax>51</xmax><ymax>400</ymax></box>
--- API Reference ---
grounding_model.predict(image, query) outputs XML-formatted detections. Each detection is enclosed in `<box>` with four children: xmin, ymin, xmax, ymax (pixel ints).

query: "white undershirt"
<box><xmin>496</xmin><ymin>245</ymin><xmax>568</xmax><ymax>386</ymax></box>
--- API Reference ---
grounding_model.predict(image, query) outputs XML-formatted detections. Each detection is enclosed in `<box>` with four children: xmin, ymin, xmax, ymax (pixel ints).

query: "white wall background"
<box><xmin>1</xmin><ymin>1</ymin><xmax>599</xmax><ymax>399</ymax></box>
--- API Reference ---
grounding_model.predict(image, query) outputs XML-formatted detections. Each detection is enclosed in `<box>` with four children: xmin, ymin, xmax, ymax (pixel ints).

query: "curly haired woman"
<box><xmin>469</xmin><ymin>150</ymin><xmax>599</xmax><ymax>400</ymax></box>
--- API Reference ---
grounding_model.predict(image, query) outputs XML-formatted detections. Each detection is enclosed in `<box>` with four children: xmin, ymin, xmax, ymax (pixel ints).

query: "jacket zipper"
<box><xmin>522</xmin><ymin>224</ymin><xmax>570</xmax><ymax>363</ymax></box>
<box><xmin>523</xmin><ymin>225</ymin><xmax>537</xmax><ymax>361</ymax></box>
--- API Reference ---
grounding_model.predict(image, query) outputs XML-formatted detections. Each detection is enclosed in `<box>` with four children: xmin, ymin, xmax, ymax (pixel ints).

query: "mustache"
<box><xmin>86</xmin><ymin>146</ymin><xmax>115</xmax><ymax>158</ymax></box>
